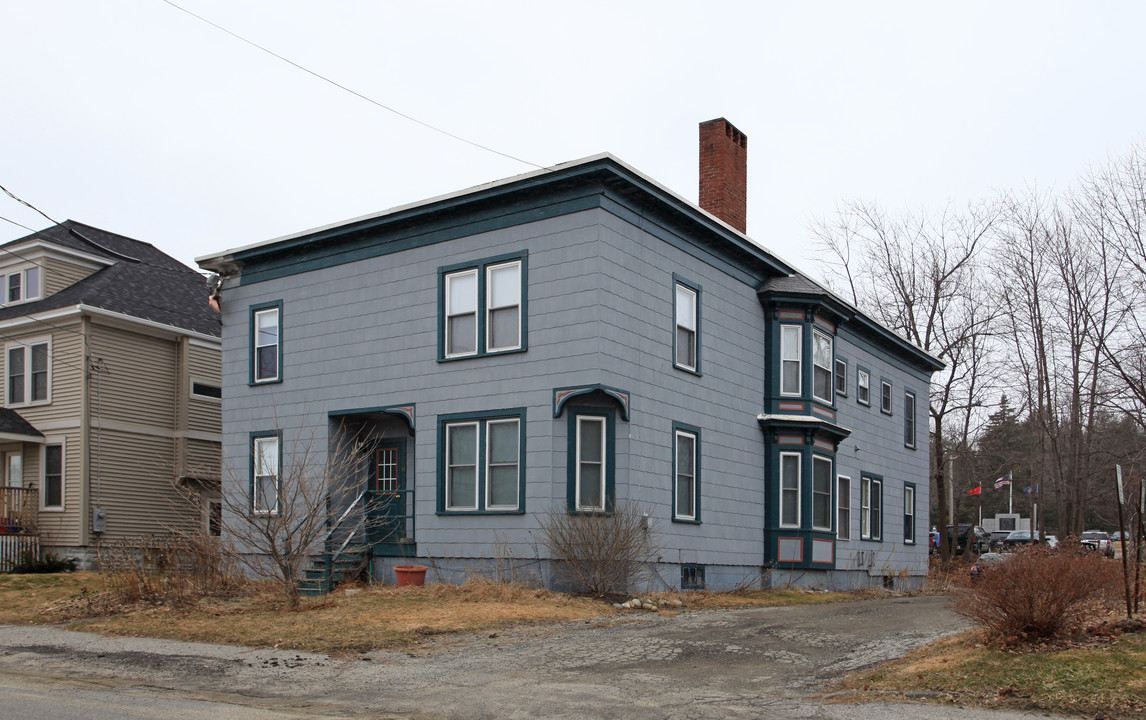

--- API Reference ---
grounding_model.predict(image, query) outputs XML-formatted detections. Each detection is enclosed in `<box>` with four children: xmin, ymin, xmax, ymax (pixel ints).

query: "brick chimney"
<box><xmin>698</xmin><ymin>118</ymin><xmax>748</xmax><ymax>233</ymax></box>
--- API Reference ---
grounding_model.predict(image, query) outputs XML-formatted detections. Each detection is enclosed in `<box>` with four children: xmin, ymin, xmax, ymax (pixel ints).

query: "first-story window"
<box><xmin>861</xmin><ymin>475</ymin><xmax>882</xmax><ymax>540</ymax></box>
<box><xmin>252</xmin><ymin>434</ymin><xmax>280</xmax><ymax>515</ymax></box>
<box><xmin>439</xmin><ymin>411</ymin><xmax>524</xmax><ymax>513</ymax></box>
<box><xmin>576</xmin><ymin>415</ymin><xmax>606</xmax><ymax>511</ymax></box>
<box><xmin>673</xmin><ymin>425</ymin><xmax>700</xmax><ymax>522</ymax></box>
<box><xmin>837</xmin><ymin>475</ymin><xmax>851</xmax><ymax>540</ymax></box>
<box><xmin>779</xmin><ymin>452</ymin><xmax>801</xmax><ymax>527</ymax></box>
<box><xmin>42</xmin><ymin>443</ymin><xmax>63</xmax><ymax>509</ymax></box>
<box><xmin>904</xmin><ymin>483</ymin><xmax>916</xmax><ymax>544</ymax></box>
<box><xmin>565</xmin><ymin>407</ymin><xmax>616</xmax><ymax>513</ymax></box>
<box><xmin>812</xmin><ymin>455</ymin><xmax>832</xmax><ymax>531</ymax></box>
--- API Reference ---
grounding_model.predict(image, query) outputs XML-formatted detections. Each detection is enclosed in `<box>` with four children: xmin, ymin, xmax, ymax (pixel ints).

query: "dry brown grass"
<box><xmin>0</xmin><ymin>572</ymin><xmax>105</xmax><ymax>624</ymax></box>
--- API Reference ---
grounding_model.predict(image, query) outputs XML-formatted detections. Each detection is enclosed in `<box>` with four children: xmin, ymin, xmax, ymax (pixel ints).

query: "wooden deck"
<box><xmin>0</xmin><ymin>487</ymin><xmax>39</xmax><ymax>571</ymax></box>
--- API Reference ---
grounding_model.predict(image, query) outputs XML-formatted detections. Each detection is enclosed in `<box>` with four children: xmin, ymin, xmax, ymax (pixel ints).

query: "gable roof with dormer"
<box><xmin>0</xmin><ymin>221</ymin><xmax>220</xmax><ymax>337</ymax></box>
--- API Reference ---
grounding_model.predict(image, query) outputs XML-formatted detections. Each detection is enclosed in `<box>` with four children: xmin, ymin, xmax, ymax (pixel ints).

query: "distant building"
<box><xmin>0</xmin><ymin>222</ymin><xmax>221</xmax><ymax>568</ymax></box>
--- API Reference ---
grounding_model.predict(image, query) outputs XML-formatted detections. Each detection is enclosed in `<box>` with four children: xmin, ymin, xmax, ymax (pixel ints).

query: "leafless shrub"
<box><xmin>538</xmin><ymin>500</ymin><xmax>657</xmax><ymax>595</ymax></box>
<box><xmin>95</xmin><ymin>534</ymin><xmax>246</xmax><ymax>609</ymax></box>
<box><xmin>955</xmin><ymin>545</ymin><xmax>1122</xmax><ymax>642</ymax></box>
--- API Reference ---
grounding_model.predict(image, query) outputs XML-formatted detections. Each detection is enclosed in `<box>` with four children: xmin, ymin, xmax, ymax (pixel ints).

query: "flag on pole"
<box><xmin>994</xmin><ymin>472</ymin><xmax>1012</xmax><ymax>489</ymax></box>
<box><xmin>1022</xmin><ymin>484</ymin><xmax>1039</xmax><ymax>495</ymax></box>
<box><xmin>969</xmin><ymin>486</ymin><xmax>982</xmax><ymax>496</ymax></box>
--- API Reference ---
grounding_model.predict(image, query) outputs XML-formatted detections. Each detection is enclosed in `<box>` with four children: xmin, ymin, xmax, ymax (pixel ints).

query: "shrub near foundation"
<box><xmin>955</xmin><ymin>545</ymin><xmax>1122</xmax><ymax>642</ymax></box>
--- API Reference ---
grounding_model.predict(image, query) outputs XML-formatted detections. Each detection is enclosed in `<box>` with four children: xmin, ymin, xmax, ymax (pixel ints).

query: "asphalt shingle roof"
<box><xmin>0</xmin><ymin>221</ymin><xmax>220</xmax><ymax>337</ymax></box>
<box><xmin>0</xmin><ymin>408</ymin><xmax>43</xmax><ymax>439</ymax></box>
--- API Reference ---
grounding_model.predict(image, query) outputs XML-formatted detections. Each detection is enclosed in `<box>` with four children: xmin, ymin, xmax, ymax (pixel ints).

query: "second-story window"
<box><xmin>812</xmin><ymin>329</ymin><xmax>833</xmax><ymax>403</ymax></box>
<box><xmin>780</xmin><ymin>325</ymin><xmax>802</xmax><ymax>396</ymax></box>
<box><xmin>445</xmin><ymin>269</ymin><xmax>478</xmax><ymax>356</ymax></box>
<box><xmin>881</xmin><ymin>380</ymin><xmax>893</xmax><ymax>415</ymax></box>
<box><xmin>904</xmin><ymin>391</ymin><xmax>917</xmax><ymax>448</ymax></box>
<box><xmin>486</xmin><ymin>262</ymin><xmax>521</xmax><ymax>352</ymax></box>
<box><xmin>673</xmin><ymin>279</ymin><xmax>700</xmax><ymax>373</ymax></box>
<box><xmin>440</xmin><ymin>254</ymin><xmax>526</xmax><ymax>360</ymax></box>
<box><xmin>6</xmin><ymin>340</ymin><xmax>49</xmax><ymax>406</ymax></box>
<box><xmin>252</xmin><ymin>305</ymin><xmax>281</xmax><ymax>384</ymax></box>
<box><xmin>857</xmin><ymin>368</ymin><xmax>870</xmax><ymax>405</ymax></box>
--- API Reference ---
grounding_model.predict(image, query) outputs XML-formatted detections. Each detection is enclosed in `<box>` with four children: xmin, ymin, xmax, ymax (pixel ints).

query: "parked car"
<box><xmin>1111</xmin><ymin>531</ymin><xmax>1126</xmax><ymax>542</ymax></box>
<box><xmin>946</xmin><ymin>524</ymin><xmax>991</xmax><ymax>554</ymax></box>
<box><xmin>1080</xmin><ymin>530</ymin><xmax>1115</xmax><ymax>558</ymax></box>
<box><xmin>970</xmin><ymin>552</ymin><xmax>1008</xmax><ymax>579</ymax></box>
<box><xmin>1001</xmin><ymin>530</ymin><xmax>1040</xmax><ymax>550</ymax></box>
<box><xmin>988</xmin><ymin>530</ymin><xmax>1012</xmax><ymax>551</ymax></box>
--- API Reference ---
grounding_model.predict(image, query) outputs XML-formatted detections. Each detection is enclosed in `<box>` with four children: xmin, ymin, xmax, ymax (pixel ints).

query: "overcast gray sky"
<box><xmin>2</xmin><ymin>1</ymin><xmax>1143</xmax><ymax>281</ymax></box>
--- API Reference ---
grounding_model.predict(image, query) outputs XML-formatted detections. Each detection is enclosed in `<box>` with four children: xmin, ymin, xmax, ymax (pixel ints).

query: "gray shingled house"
<box><xmin>0</xmin><ymin>221</ymin><xmax>221</xmax><ymax>569</ymax></box>
<box><xmin>198</xmin><ymin>120</ymin><xmax>942</xmax><ymax>592</ymax></box>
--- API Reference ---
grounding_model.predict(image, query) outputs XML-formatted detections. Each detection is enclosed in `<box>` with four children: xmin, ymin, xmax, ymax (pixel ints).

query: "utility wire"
<box><xmin>160</xmin><ymin>0</ymin><xmax>553</xmax><ymax>172</ymax></box>
<box><xmin>0</xmin><ymin>183</ymin><xmax>60</xmax><ymax>226</ymax></box>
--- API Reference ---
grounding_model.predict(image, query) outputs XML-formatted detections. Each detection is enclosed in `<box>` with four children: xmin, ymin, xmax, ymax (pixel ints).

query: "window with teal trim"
<box><xmin>904</xmin><ymin>390</ymin><xmax>917</xmax><ymax>448</ymax></box>
<box><xmin>673</xmin><ymin>423</ymin><xmax>700</xmax><ymax>523</ymax></box>
<box><xmin>439</xmin><ymin>252</ymin><xmax>527</xmax><ymax>360</ymax></box>
<box><xmin>811</xmin><ymin>455</ymin><xmax>832</xmax><ymax>531</ymax></box>
<box><xmin>673</xmin><ymin>275</ymin><xmax>701</xmax><ymax>374</ymax></box>
<box><xmin>904</xmin><ymin>483</ymin><xmax>916</xmax><ymax>544</ymax></box>
<box><xmin>249</xmin><ymin>301</ymin><xmax>283</xmax><ymax>385</ymax></box>
<box><xmin>566</xmin><ymin>407</ymin><xmax>615</xmax><ymax>513</ymax></box>
<box><xmin>437</xmin><ymin>409</ymin><xmax>525</xmax><ymax>513</ymax></box>
<box><xmin>250</xmin><ymin>431</ymin><xmax>281</xmax><ymax>516</ymax></box>
<box><xmin>861</xmin><ymin>475</ymin><xmax>882</xmax><ymax>541</ymax></box>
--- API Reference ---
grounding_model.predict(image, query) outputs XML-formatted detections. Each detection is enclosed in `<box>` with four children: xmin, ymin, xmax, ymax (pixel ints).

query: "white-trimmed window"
<box><xmin>442</xmin><ymin>256</ymin><xmax>525</xmax><ymax>359</ymax></box>
<box><xmin>779</xmin><ymin>451</ymin><xmax>801</xmax><ymax>527</ymax></box>
<box><xmin>780</xmin><ymin>325</ymin><xmax>802</xmax><ymax>396</ymax></box>
<box><xmin>42</xmin><ymin>441</ymin><xmax>63</xmax><ymax>510</ymax></box>
<box><xmin>812</xmin><ymin>455</ymin><xmax>832</xmax><ymax>531</ymax></box>
<box><xmin>675</xmin><ymin>283</ymin><xmax>698</xmax><ymax>372</ymax></box>
<box><xmin>576</xmin><ymin>415</ymin><xmax>607</xmax><ymax>511</ymax></box>
<box><xmin>485</xmin><ymin>418</ymin><xmax>520</xmax><ymax>509</ymax></box>
<box><xmin>904</xmin><ymin>391</ymin><xmax>916</xmax><ymax>448</ymax></box>
<box><xmin>2</xmin><ymin>266</ymin><xmax>41</xmax><ymax>305</ymax></box>
<box><xmin>6</xmin><ymin>339</ymin><xmax>50</xmax><ymax>406</ymax></box>
<box><xmin>445</xmin><ymin>422</ymin><xmax>478</xmax><ymax>510</ymax></box>
<box><xmin>486</xmin><ymin>262</ymin><xmax>521</xmax><ymax>353</ymax></box>
<box><xmin>190</xmin><ymin>379</ymin><xmax>222</xmax><ymax>401</ymax></box>
<box><xmin>812</xmin><ymin>329</ymin><xmax>834</xmax><ymax>403</ymax></box>
<box><xmin>904</xmin><ymin>484</ymin><xmax>916</xmax><ymax>544</ymax></box>
<box><xmin>837</xmin><ymin>475</ymin><xmax>851</xmax><ymax>540</ymax></box>
<box><xmin>252</xmin><ymin>435</ymin><xmax>280</xmax><ymax>515</ymax></box>
<box><xmin>253</xmin><ymin>307</ymin><xmax>280</xmax><ymax>383</ymax></box>
<box><xmin>857</xmin><ymin>368</ymin><xmax>870</xmax><ymax>405</ymax></box>
<box><xmin>881</xmin><ymin>380</ymin><xmax>893</xmax><ymax>414</ymax></box>
<box><xmin>445</xmin><ymin>269</ymin><xmax>478</xmax><ymax>357</ymax></box>
<box><xmin>674</xmin><ymin>428</ymin><xmax>697</xmax><ymax>521</ymax></box>
<box><xmin>861</xmin><ymin>476</ymin><xmax>882</xmax><ymax>540</ymax></box>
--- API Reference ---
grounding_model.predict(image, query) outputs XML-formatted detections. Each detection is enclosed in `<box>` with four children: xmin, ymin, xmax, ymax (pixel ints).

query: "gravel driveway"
<box><xmin>0</xmin><ymin>594</ymin><xmax>1076</xmax><ymax>719</ymax></box>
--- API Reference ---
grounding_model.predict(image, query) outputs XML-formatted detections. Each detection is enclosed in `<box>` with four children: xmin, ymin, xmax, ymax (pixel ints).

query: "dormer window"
<box><xmin>3</xmin><ymin>266</ymin><xmax>41</xmax><ymax>305</ymax></box>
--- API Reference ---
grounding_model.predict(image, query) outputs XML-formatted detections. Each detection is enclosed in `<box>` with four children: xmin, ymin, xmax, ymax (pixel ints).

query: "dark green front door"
<box><xmin>367</xmin><ymin>442</ymin><xmax>406</xmax><ymax>552</ymax></box>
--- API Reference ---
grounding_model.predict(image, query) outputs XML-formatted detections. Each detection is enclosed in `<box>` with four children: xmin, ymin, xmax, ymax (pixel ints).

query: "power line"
<box><xmin>160</xmin><ymin>0</ymin><xmax>554</xmax><ymax>172</ymax></box>
<box><xmin>0</xmin><ymin>184</ymin><xmax>60</xmax><ymax>226</ymax></box>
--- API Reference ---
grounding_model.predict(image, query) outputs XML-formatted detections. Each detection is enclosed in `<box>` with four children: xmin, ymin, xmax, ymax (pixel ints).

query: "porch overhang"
<box><xmin>0</xmin><ymin>408</ymin><xmax>45</xmax><ymax>444</ymax></box>
<box><xmin>329</xmin><ymin>404</ymin><xmax>416</xmax><ymax>435</ymax></box>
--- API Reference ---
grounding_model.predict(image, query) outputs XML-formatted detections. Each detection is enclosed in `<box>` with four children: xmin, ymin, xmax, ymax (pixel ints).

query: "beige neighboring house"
<box><xmin>0</xmin><ymin>221</ymin><xmax>221</xmax><ymax>569</ymax></box>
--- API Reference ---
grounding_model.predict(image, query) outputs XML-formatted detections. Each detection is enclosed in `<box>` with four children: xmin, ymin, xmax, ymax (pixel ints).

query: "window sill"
<box><xmin>7</xmin><ymin>400</ymin><xmax>51</xmax><ymax>409</ymax></box>
<box><xmin>438</xmin><ymin>346</ymin><xmax>527</xmax><ymax>363</ymax></box>
<box><xmin>249</xmin><ymin>378</ymin><xmax>283</xmax><ymax>387</ymax></box>
<box><xmin>673</xmin><ymin>363</ymin><xmax>702</xmax><ymax>377</ymax></box>
<box><xmin>437</xmin><ymin>508</ymin><xmax>525</xmax><ymax>516</ymax></box>
<box><xmin>672</xmin><ymin>516</ymin><xmax>701</xmax><ymax>525</ymax></box>
<box><xmin>40</xmin><ymin>506</ymin><xmax>64</xmax><ymax>513</ymax></box>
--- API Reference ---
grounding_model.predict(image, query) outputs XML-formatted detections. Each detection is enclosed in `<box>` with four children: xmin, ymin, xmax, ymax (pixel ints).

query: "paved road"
<box><xmin>0</xmin><ymin>594</ymin><xmax>1075</xmax><ymax>719</ymax></box>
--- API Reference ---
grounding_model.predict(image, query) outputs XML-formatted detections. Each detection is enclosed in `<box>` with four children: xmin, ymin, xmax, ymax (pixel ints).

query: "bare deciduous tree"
<box><xmin>815</xmin><ymin>199</ymin><xmax>999</xmax><ymax>561</ymax></box>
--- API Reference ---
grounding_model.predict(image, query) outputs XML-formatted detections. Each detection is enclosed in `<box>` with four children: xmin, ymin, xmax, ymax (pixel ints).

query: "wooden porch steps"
<box><xmin>298</xmin><ymin>546</ymin><xmax>368</xmax><ymax>597</ymax></box>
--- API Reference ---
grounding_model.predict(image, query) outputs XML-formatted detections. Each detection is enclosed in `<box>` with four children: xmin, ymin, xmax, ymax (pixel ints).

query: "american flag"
<box><xmin>994</xmin><ymin>472</ymin><xmax>1012</xmax><ymax>489</ymax></box>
